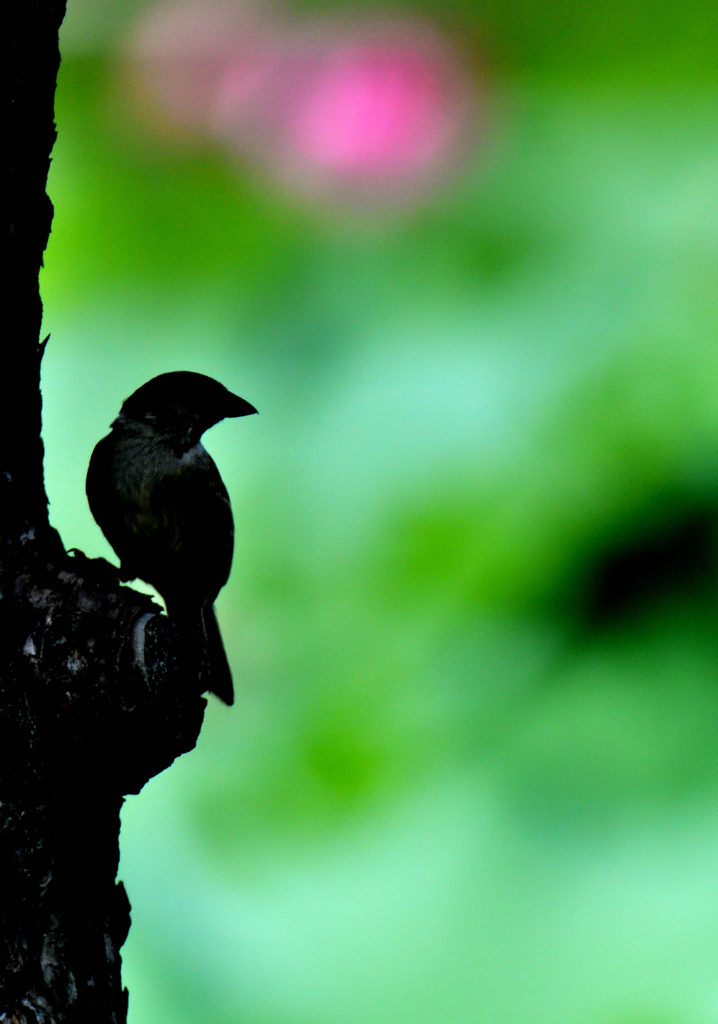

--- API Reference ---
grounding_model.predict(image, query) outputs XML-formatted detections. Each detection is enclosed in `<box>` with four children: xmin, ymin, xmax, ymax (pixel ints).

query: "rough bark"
<box><xmin>1</xmin><ymin>3</ymin><xmax>209</xmax><ymax>1020</ymax></box>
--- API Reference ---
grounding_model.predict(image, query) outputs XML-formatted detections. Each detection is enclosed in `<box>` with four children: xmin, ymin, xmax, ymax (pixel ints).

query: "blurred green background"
<box><xmin>40</xmin><ymin>0</ymin><xmax>718</xmax><ymax>1020</ymax></box>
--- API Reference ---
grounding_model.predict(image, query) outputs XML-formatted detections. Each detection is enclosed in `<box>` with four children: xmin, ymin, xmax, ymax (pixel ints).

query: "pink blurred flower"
<box><xmin>127</xmin><ymin>2</ymin><xmax>478</xmax><ymax>205</ymax></box>
<box><xmin>218</xmin><ymin>20</ymin><xmax>475</xmax><ymax>204</ymax></box>
<box><xmin>291</xmin><ymin>44</ymin><xmax>448</xmax><ymax>177</ymax></box>
<box><xmin>127</xmin><ymin>0</ymin><xmax>269</xmax><ymax>134</ymax></box>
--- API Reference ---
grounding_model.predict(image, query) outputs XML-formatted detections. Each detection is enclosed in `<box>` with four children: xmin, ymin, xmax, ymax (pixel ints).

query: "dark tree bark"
<box><xmin>2</xmin><ymin>4</ymin><xmax>209</xmax><ymax>1020</ymax></box>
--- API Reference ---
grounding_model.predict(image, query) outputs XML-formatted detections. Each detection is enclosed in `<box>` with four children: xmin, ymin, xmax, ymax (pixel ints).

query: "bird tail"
<box><xmin>202</xmin><ymin>603</ymin><xmax>235</xmax><ymax>706</ymax></box>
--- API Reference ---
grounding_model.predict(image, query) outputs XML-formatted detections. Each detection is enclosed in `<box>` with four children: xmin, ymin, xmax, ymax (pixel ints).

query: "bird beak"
<box><xmin>225</xmin><ymin>392</ymin><xmax>258</xmax><ymax>418</ymax></box>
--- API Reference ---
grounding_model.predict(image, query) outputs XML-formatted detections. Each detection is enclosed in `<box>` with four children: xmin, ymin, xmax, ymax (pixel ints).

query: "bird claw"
<box><xmin>66</xmin><ymin>550</ymin><xmax>122</xmax><ymax>588</ymax></box>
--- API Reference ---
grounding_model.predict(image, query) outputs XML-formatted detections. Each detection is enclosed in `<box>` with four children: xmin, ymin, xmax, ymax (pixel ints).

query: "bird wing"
<box><xmin>143</xmin><ymin>450</ymin><xmax>235</xmax><ymax>607</ymax></box>
<box><xmin>87</xmin><ymin>435</ymin><xmax>234</xmax><ymax>607</ymax></box>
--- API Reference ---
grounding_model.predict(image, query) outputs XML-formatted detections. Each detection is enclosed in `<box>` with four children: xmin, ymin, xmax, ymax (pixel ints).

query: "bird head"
<box><xmin>116</xmin><ymin>371</ymin><xmax>257</xmax><ymax>451</ymax></box>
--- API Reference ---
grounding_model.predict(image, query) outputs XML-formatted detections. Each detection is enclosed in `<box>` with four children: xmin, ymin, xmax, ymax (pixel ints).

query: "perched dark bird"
<box><xmin>86</xmin><ymin>371</ymin><xmax>257</xmax><ymax>705</ymax></box>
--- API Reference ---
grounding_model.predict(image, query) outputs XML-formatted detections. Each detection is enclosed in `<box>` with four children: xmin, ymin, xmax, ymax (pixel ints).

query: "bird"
<box><xmin>85</xmin><ymin>371</ymin><xmax>257</xmax><ymax>705</ymax></box>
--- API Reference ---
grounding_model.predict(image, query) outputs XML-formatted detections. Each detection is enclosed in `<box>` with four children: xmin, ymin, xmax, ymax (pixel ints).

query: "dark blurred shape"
<box><xmin>584</xmin><ymin>507</ymin><xmax>718</xmax><ymax>624</ymax></box>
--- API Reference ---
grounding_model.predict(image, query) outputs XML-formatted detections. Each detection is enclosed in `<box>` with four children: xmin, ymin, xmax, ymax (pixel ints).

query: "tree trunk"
<box><xmin>1</xmin><ymin>4</ymin><xmax>208</xmax><ymax>1020</ymax></box>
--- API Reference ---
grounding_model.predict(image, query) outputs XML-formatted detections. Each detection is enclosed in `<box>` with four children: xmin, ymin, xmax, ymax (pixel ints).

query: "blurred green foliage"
<box><xmin>40</xmin><ymin>0</ymin><xmax>718</xmax><ymax>1020</ymax></box>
